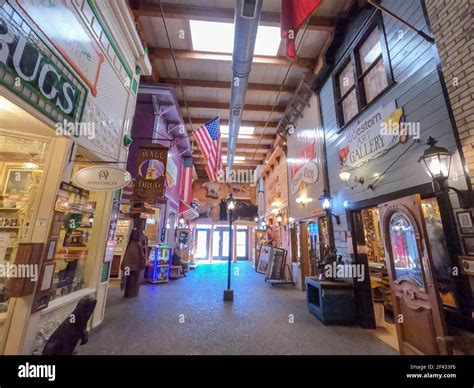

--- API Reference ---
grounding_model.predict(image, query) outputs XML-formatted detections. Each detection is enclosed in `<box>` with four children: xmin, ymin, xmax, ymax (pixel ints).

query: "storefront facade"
<box><xmin>315</xmin><ymin>0</ymin><xmax>473</xmax><ymax>353</ymax></box>
<box><xmin>0</xmin><ymin>0</ymin><xmax>149</xmax><ymax>354</ymax></box>
<box><xmin>127</xmin><ymin>84</ymin><xmax>191</xmax><ymax>248</ymax></box>
<box><xmin>284</xmin><ymin>93</ymin><xmax>327</xmax><ymax>289</ymax></box>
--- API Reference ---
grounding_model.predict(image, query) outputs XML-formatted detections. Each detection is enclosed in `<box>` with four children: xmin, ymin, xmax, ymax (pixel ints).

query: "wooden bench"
<box><xmin>169</xmin><ymin>265</ymin><xmax>182</xmax><ymax>279</ymax></box>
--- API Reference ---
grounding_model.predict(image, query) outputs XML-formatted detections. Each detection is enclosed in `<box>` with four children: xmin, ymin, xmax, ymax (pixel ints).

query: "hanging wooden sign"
<box><xmin>133</xmin><ymin>144</ymin><xmax>168</xmax><ymax>201</ymax></box>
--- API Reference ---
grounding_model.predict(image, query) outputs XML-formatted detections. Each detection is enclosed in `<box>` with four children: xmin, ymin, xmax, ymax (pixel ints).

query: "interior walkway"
<box><xmin>79</xmin><ymin>261</ymin><xmax>398</xmax><ymax>355</ymax></box>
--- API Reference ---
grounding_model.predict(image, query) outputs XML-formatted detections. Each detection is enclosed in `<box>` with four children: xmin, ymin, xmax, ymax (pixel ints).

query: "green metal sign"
<box><xmin>0</xmin><ymin>2</ymin><xmax>87</xmax><ymax>123</ymax></box>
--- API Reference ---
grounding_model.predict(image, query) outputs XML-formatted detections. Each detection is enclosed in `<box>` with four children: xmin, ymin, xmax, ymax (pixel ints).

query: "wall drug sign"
<box><xmin>0</xmin><ymin>3</ymin><xmax>86</xmax><ymax>123</ymax></box>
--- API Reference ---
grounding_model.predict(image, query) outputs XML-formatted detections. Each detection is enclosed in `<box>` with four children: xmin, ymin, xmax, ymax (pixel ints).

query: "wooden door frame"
<box><xmin>347</xmin><ymin>183</ymin><xmax>472</xmax><ymax>331</ymax></box>
<box><xmin>379</xmin><ymin>195</ymin><xmax>447</xmax><ymax>355</ymax></box>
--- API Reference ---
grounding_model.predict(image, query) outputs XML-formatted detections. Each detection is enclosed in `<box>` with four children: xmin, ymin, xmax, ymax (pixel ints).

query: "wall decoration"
<box><xmin>462</xmin><ymin>236</ymin><xmax>474</xmax><ymax>256</ymax></box>
<box><xmin>192</xmin><ymin>180</ymin><xmax>256</xmax><ymax>222</ymax></box>
<box><xmin>3</xmin><ymin>169</ymin><xmax>40</xmax><ymax>197</ymax></box>
<box><xmin>457</xmin><ymin>211</ymin><xmax>473</xmax><ymax>233</ymax></box>
<box><xmin>202</xmin><ymin>181</ymin><xmax>221</xmax><ymax>199</ymax></box>
<box><xmin>337</xmin><ymin>101</ymin><xmax>401</xmax><ymax>170</ymax></box>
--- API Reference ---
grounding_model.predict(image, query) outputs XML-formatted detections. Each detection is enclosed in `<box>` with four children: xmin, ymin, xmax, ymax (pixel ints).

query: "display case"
<box><xmin>110</xmin><ymin>219</ymin><xmax>131</xmax><ymax>278</ymax></box>
<box><xmin>146</xmin><ymin>245</ymin><xmax>172</xmax><ymax>284</ymax></box>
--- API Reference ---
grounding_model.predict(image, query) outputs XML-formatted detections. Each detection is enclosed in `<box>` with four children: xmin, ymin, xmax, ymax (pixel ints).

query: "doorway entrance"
<box><xmin>352</xmin><ymin>195</ymin><xmax>453</xmax><ymax>354</ymax></box>
<box><xmin>212</xmin><ymin>227</ymin><xmax>229</xmax><ymax>260</ymax></box>
<box><xmin>195</xmin><ymin>228</ymin><xmax>210</xmax><ymax>260</ymax></box>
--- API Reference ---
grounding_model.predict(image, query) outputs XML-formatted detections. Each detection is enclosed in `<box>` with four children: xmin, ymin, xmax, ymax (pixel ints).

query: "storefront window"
<box><xmin>0</xmin><ymin>134</ymin><xmax>49</xmax><ymax>315</ymax></box>
<box><xmin>48</xmin><ymin>163</ymin><xmax>106</xmax><ymax>301</ymax></box>
<box><xmin>421</xmin><ymin>198</ymin><xmax>458</xmax><ymax>308</ymax></box>
<box><xmin>334</xmin><ymin>13</ymin><xmax>392</xmax><ymax>127</ymax></box>
<box><xmin>338</xmin><ymin>62</ymin><xmax>358</xmax><ymax>124</ymax></box>
<box><xmin>358</xmin><ymin>28</ymin><xmax>388</xmax><ymax>103</ymax></box>
<box><xmin>388</xmin><ymin>211</ymin><xmax>424</xmax><ymax>288</ymax></box>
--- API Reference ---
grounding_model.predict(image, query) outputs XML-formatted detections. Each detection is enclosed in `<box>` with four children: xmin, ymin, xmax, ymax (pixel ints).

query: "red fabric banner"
<box><xmin>281</xmin><ymin>0</ymin><xmax>322</xmax><ymax>58</ymax></box>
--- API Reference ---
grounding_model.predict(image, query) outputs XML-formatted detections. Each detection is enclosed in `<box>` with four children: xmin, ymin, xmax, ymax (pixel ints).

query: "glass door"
<box><xmin>212</xmin><ymin>227</ymin><xmax>229</xmax><ymax>260</ymax></box>
<box><xmin>236</xmin><ymin>228</ymin><xmax>248</xmax><ymax>260</ymax></box>
<box><xmin>195</xmin><ymin>229</ymin><xmax>210</xmax><ymax>260</ymax></box>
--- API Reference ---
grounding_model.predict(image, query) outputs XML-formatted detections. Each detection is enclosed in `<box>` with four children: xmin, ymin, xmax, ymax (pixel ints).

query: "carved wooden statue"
<box><xmin>42</xmin><ymin>295</ymin><xmax>97</xmax><ymax>355</ymax></box>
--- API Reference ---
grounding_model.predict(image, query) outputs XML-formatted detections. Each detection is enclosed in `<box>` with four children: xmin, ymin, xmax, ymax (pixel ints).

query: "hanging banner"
<box><xmin>338</xmin><ymin>101</ymin><xmax>402</xmax><ymax>170</ymax></box>
<box><xmin>286</xmin><ymin>94</ymin><xmax>325</xmax><ymax>221</ymax></box>
<box><xmin>133</xmin><ymin>144</ymin><xmax>168</xmax><ymax>201</ymax></box>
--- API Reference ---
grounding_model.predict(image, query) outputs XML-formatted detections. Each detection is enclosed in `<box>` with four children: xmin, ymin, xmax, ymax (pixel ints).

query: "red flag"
<box><xmin>281</xmin><ymin>0</ymin><xmax>322</xmax><ymax>58</ymax></box>
<box><xmin>179</xmin><ymin>165</ymin><xmax>193</xmax><ymax>204</ymax></box>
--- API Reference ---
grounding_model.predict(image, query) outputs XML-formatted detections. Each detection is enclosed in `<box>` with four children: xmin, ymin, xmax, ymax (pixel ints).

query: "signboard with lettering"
<box><xmin>286</xmin><ymin>94</ymin><xmax>325</xmax><ymax>221</ymax></box>
<box><xmin>0</xmin><ymin>3</ymin><xmax>87</xmax><ymax>123</ymax></box>
<box><xmin>338</xmin><ymin>101</ymin><xmax>401</xmax><ymax>170</ymax></box>
<box><xmin>17</xmin><ymin>0</ymin><xmax>105</xmax><ymax>96</ymax></box>
<box><xmin>73</xmin><ymin>166</ymin><xmax>131</xmax><ymax>191</ymax></box>
<box><xmin>133</xmin><ymin>144</ymin><xmax>168</xmax><ymax>201</ymax></box>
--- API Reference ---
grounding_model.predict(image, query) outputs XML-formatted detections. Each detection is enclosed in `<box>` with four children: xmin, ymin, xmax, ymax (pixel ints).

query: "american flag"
<box><xmin>193</xmin><ymin>117</ymin><xmax>222</xmax><ymax>181</ymax></box>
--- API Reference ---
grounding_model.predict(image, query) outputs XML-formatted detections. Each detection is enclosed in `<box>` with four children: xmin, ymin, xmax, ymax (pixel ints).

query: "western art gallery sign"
<box><xmin>0</xmin><ymin>3</ymin><xmax>87</xmax><ymax>122</ymax></box>
<box><xmin>338</xmin><ymin>101</ymin><xmax>405</xmax><ymax>170</ymax></box>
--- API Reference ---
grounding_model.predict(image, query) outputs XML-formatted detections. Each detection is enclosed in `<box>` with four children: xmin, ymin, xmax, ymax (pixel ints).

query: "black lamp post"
<box><xmin>419</xmin><ymin>136</ymin><xmax>472</xmax><ymax>316</ymax></box>
<box><xmin>223</xmin><ymin>194</ymin><xmax>236</xmax><ymax>302</ymax></box>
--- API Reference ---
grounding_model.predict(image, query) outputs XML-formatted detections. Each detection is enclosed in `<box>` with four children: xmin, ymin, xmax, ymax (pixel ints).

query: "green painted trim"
<box><xmin>87</xmin><ymin>0</ymin><xmax>133</xmax><ymax>79</ymax></box>
<box><xmin>131</xmin><ymin>78</ymin><xmax>138</xmax><ymax>94</ymax></box>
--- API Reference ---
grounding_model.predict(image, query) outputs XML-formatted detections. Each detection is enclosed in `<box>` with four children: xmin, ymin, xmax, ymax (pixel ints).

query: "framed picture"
<box><xmin>457</xmin><ymin>211</ymin><xmax>474</xmax><ymax>233</ymax></box>
<box><xmin>256</xmin><ymin>245</ymin><xmax>273</xmax><ymax>274</ymax></box>
<box><xmin>462</xmin><ymin>236</ymin><xmax>474</xmax><ymax>256</ymax></box>
<box><xmin>3</xmin><ymin>169</ymin><xmax>38</xmax><ymax>196</ymax></box>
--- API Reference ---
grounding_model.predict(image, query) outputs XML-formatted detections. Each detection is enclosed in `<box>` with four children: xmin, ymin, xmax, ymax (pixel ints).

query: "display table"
<box><xmin>305</xmin><ymin>277</ymin><xmax>356</xmax><ymax>325</ymax></box>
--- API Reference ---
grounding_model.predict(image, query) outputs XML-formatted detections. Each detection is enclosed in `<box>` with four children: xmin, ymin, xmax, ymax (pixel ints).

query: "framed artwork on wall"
<box><xmin>462</xmin><ymin>236</ymin><xmax>474</xmax><ymax>256</ymax></box>
<box><xmin>457</xmin><ymin>211</ymin><xmax>474</xmax><ymax>233</ymax></box>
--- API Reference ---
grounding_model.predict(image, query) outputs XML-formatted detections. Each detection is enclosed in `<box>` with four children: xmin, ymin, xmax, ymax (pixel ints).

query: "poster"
<box><xmin>256</xmin><ymin>245</ymin><xmax>273</xmax><ymax>274</ymax></box>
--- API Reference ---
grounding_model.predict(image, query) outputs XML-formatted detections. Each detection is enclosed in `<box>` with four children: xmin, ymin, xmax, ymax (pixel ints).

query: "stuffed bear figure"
<box><xmin>42</xmin><ymin>295</ymin><xmax>97</xmax><ymax>355</ymax></box>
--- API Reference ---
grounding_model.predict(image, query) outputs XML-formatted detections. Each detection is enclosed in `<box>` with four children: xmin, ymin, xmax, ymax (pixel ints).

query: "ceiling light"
<box><xmin>190</xmin><ymin>20</ymin><xmax>234</xmax><ymax>53</ymax></box>
<box><xmin>190</xmin><ymin>21</ymin><xmax>280</xmax><ymax>56</ymax></box>
<box><xmin>220</xmin><ymin>126</ymin><xmax>255</xmax><ymax>137</ymax></box>
<box><xmin>254</xmin><ymin>26</ymin><xmax>281</xmax><ymax>56</ymax></box>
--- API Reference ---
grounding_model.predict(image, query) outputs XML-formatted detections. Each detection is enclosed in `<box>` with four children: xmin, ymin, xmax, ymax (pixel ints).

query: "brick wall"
<box><xmin>425</xmin><ymin>0</ymin><xmax>474</xmax><ymax>185</ymax></box>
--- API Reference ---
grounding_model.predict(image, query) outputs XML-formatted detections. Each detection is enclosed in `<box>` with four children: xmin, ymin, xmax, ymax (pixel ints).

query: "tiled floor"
<box><xmin>79</xmin><ymin>261</ymin><xmax>398</xmax><ymax>355</ymax></box>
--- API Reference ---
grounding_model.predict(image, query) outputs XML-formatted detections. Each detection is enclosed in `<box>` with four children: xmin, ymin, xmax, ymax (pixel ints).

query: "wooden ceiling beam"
<box><xmin>149</xmin><ymin>48</ymin><xmax>314</xmax><ymax>69</ymax></box>
<box><xmin>194</xmin><ymin>152</ymin><xmax>264</xmax><ymax>160</ymax></box>
<box><xmin>131</xmin><ymin>3</ymin><xmax>335</xmax><ymax>32</ymax></box>
<box><xmin>194</xmin><ymin>161</ymin><xmax>260</xmax><ymax>168</ymax></box>
<box><xmin>186</xmin><ymin>118</ymin><xmax>279</xmax><ymax>128</ymax></box>
<box><xmin>192</xmin><ymin>146</ymin><xmax>268</xmax><ymax>153</ymax></box>
<box><xmin>179</xmin><ymin>100</ymin><xmax>286</xmax><ymax>113</ymax></box>
<box><xmin>161</xmin><ymin>78</ymin><xmax>295</xmax><ymax>94</ymax></box>
<box><xmin>188</xmin><ymin>132</ymin><xmax>275</xmax><ymax>141</ymax></box>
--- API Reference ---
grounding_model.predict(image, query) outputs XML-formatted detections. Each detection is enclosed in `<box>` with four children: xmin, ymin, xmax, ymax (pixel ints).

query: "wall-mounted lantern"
<box><xmin>419</xmin><ymin>136</ymin><xmax>474</xmax><ymax>208</ymax></box>
<box><xmin>319</xmin><ymin>190</ymin><xmax>340</xmax><ymax>224</ymax></box>
<box><xmin>339</xmin><ymin>168</ymin><xmax>364</xmax><ymax>190</ymax></box>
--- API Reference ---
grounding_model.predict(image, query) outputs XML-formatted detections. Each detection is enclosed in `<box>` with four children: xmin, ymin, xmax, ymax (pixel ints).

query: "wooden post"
<box><xmin>299</xmin><ymin>223</ymin><xmax>310</xmax><ymax>291</ymax></box>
